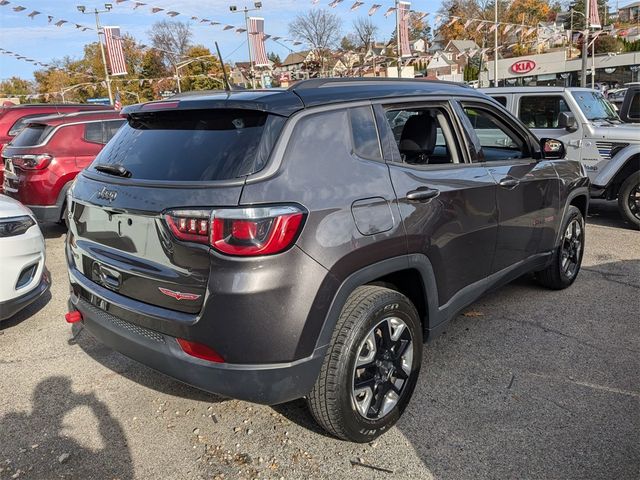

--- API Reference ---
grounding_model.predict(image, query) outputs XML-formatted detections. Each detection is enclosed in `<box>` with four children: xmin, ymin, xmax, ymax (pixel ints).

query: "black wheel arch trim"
<box><xmin>554</xmin><ymin>186</ymin><xmax>589</xmax><ymax>248</ymax></box>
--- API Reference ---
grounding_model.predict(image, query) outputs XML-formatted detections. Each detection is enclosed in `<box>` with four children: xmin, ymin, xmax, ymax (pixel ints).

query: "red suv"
<box><xmin>0</xmin><ymin>103</ymin><xmax>112</xmax><ymax>189</ymax></box>
<box><xmin>2</xmin><ymin>110</ymin><xmax>124</xmax><ymax>223</ymax></box>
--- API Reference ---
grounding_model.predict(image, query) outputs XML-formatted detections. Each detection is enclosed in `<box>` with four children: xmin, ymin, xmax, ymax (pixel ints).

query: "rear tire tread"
<box><xmin>307</xmin><ymin>285</ymin><xmax>401</xmax><ymax>440</ymax></box>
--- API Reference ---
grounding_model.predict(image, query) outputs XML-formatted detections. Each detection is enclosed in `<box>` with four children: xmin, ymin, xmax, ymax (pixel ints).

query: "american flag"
<box><xmin>397</xmin><ymin>1</ymin><xmax>412</xmax><ymax>58</ymax></box>
<box><xmin>103</xmin><ymin>26</ymin><xmax>128</xmax><ymax>76</ymax></box>
<box><xmin>248</xmin><ymin>17</ymin><xmax>270</xmax><ymax>67</ymax></box>
<box><xmin>114</xmin><ymin>90</ymin><xmax>122</xmax><ymax>111</ymax></box>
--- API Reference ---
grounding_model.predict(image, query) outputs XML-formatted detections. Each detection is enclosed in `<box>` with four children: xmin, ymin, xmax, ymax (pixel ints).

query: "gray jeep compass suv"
<box><xmin>65</xmin><ymin>78</ymin><xmax>589</xmax><ymax>442</ymax></box>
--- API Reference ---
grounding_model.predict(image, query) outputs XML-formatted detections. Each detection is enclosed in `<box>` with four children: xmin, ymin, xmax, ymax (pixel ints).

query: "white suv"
<box><xmin>0</xmin><ymin>194</ymin><xmax>49</xmax><ymax>321</ymax></box>
<box><xmin>482</xmin><ymin>87</ymin><xmax>640</xmax><ymax>227</ymax></box>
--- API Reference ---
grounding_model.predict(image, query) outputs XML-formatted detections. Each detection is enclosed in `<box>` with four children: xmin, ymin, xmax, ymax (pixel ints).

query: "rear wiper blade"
<box><xmin>94</xmin><ymin>163</ymin><xmax>132</xmax><ymax>178</ymax></box>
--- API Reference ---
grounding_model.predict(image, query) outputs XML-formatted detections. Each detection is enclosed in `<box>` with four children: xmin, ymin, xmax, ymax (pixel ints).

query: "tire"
<box><xmin>307</xmin><ymin>285</ymin><xmax>422</xmax><ymax>442</ymax></box>
<box><xmin>617</xmin><ymin>172</ymin><xmax>640</xmax><ymax>229</ymax></box>
<box><xmin>535</xmin><ymin>205</ymin><xmax>585</xmax><ymax>290</ymax></box>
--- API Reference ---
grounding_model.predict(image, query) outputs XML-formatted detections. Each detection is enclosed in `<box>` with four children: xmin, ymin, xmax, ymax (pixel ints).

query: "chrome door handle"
<box><xmin>498</xmin><ymin>177</ymin><xmax>520</xmax><ymax>189</ymax></box>
<box><xmin>406</xmin><ymin>187</ymin><xmax>439</xmax><ymax>202</ymax></box>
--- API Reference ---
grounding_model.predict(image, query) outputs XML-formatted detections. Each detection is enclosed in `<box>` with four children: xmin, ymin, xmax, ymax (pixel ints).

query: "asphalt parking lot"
<box><xmin>1</xmin><ymin>200</ymin><xmax>638</xmax><ymax>480</ymax></box>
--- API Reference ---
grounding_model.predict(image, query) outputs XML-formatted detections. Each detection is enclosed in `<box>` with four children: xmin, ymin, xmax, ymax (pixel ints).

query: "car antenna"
<box><xmin>215</xmin><ymin>41</ymin><xmax>232</xmax><ymax>93</ymax></box>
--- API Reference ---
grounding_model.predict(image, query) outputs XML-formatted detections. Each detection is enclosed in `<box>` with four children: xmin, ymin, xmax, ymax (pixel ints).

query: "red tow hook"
<box><xmin>65</xmin><ymin>310</ymin><xmax>83</xmax><ymax>324</ymax></box>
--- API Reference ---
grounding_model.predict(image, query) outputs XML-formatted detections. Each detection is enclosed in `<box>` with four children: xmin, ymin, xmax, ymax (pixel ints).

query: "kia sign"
<box><xmin>511</xmin><ymin>60</ymin><xmax>536</xmax><ymax>75</ymax></box>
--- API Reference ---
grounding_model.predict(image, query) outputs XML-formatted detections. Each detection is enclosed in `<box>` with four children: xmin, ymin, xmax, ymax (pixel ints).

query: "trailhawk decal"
<box><xmin>158</xmin><ymin>287</ymin><xmax>201</xmax><ymax>301</ymax></box>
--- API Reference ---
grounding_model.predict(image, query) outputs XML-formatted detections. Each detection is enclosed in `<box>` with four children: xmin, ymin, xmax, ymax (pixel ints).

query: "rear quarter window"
<box><xmin>91</xmin><ymin>109</ymin><xmax>285</xmax><ymax>182</ymax></box>
<box><xmin>9</xmin><ymin>124</ymin><xmax>52</xmax><ymax>147</ymax></box>
<box><xmin>349</xmin><ymin>106</ymin><xmax>382</xmax><ymax>161</ymax></box>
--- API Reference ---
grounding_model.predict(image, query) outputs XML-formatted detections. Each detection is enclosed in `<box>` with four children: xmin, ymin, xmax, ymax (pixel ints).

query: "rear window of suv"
<box><xmin>91</xmin><ymin>109</ymin><xmax>285</xmax><ymax>182</ymax></box>
<box><xmin>9</xmin><ymin>124</ymin><xmax>53</xmax><ymax>147</ymax></box>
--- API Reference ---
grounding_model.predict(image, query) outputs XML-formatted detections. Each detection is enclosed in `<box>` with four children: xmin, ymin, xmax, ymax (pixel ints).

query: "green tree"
<box><xmin>179</xmin><ymin>45</ymin><xmax>223</xmax><ymax>92</ymax></box>
<box><xmin>267</xmin><ymin>52</ymin><xmax>282</xmax><ymax>66</ymax></box>
<box><xmin>565</xmin><ymin>0</ymin><xmax>610</xmax><ymax>31</ymax></box>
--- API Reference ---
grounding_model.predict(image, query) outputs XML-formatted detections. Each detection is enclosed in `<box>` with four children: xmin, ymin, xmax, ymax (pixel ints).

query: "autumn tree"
<box><xmin>0</xmin><ymin>77</ymin><xmax>33</xmax><ymax>96</ymax></box>
<box><xmin>179</xmin><ymin>45</ymin><xmax>223</xmax><ymax>92</ymax></box>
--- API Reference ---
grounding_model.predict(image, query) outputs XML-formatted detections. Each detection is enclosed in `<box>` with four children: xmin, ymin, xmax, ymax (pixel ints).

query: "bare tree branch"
<box><xmin>148</xmin><ymin>20</ymin><xmax>193</xmax><ymax>67</ymax></box>
<box><xmin>352</xmin><ymin>17</ymin><xmax>378</xmax><ymax>51</ymax></box>
<box><xmin>288</xmin><ymin>9</ymin><xmax>342</xmax><ymax>53</ymax></box>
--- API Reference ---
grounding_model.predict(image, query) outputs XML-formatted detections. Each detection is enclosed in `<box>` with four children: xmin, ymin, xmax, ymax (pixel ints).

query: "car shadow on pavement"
<box><xmin>587</xmin><ymin>199</ymin><xmax>638</xmax><ymax>230</ymax></box>
<box><xmin>40</xmin><ymin>222</ymin><xmax>67</xmax><ymax>239</ymax></box>
<box><xmin>70</xmin><ymin>324</ymin><xmax>226</xmax><ymax>404</ymax></box>
<box><xmin>0</xmin><ymin>376</ymin><xmax>134</xmax><ymax>479</ymax></box>
<box><xmin>0</xmin><ymin>290</ymin><xmax>51</xmax><ymax>331</ymax></box>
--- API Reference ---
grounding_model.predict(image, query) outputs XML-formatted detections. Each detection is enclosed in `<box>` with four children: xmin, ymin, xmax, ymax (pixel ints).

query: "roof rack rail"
<box><xmin>288</xmin><ymin>77</ymin><xmax>468</xmax><ymax>91</ymax></box>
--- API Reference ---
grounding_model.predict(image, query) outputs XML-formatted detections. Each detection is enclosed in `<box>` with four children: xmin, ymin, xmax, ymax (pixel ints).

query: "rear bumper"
<box><xmin>0</xmin><ymin>270</ymin><xmax>50</xmax><ymax>321</ymax></box>
<box><xmin>27</xmin><ymin>204</ymin><xmax>63</xmax><ymax>223</ymax></box>
<box><xmin>69</xmin><ymin>295</ymin><xmax>325</xmax><ymax>405</ymax></box>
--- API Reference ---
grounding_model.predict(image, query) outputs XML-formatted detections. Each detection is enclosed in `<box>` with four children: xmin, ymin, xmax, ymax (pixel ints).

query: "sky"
<box><xmin>0</xmin><ymin>0</ymin><xmax>444</xmax><ymax>81</ymax></box>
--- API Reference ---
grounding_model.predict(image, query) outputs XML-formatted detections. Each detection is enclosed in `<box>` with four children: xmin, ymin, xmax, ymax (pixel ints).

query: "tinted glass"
<box><xmin>9</xmin><ymin>125</ymin><xmax>52</xmax><ymax>147</ymax></box>
<box><xmin>571</xmin><ymin>90</ymin><xmax>619</xmax><ymax>121</ymax></box>
<box><xmin>463</xmin><ymin>108</ymin><xmax>527</xmax><ymax>161</ymax></box>
<box><xmin>519</xmin><ymin>96</ymin><xmax>569</xmax><ymax>128</ymax></box>
<box><xmin>104</xmin><ymin>120</ymin><xmax>125</xmax><ymax>142</ymax></box>
<box><xmin>349</xmin><ymin>106</ymin><xmax>381</xmax><ymax>160</ymax></box>
<box><xmin>8</xmin><ymin>114</ymin><xmax>55</xmax><ymax>136</ymax></box>
<box><xmin>91</xmin><ymin>109</ymin><xmax>284</xmax><ymax>181</ymax></box>
<box><xmin>628</xmin><ymin>92</ymin><xmax>640</xmax><ymax>120</ymax></box>
<box><xmin>493</xmin><ymin>96</ymin><xmax>507</xmax><ymax>107</ymax></box>
<box><xmin>84</xmin><ymin>122</ymin><xmax>104</xmax><ymax>143</ymax></box>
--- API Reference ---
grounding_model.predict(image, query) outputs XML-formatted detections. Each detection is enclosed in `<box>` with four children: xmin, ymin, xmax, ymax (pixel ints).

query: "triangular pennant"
<box><xmin>12</xmin><ymin>5</ymin><xmax>26</xmax><ymax>12</ymax></box>
<box><xmin>55</xmin><ymin>20</ymin><xmax>67</xmax><ymax>27</ymax></box>
<box><xmin>368</xmin><ymin>4</ymin><xmax>381</xmax><ymax>16</ymax></box>
<box><xmin>27</xmin><ymin>10</ymin><xmax>40</xmax><ymax>18</ymax></box>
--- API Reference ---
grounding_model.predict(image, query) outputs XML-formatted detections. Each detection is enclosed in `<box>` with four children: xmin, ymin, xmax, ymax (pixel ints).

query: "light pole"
<box><xmin>174</xmin><ymin>55</ymin><xmax>218</xmax><ymax>93</ymax></box>
<box><xmin>77</xmin><ymin>4</ymin><xmax>114</xmax><ymax>105</ymax></box>
<box><xmin>230</xmin><ymin>2</ymin><xmax>262</xmax><ymax>88</ymax></box>
<box><xmin>60</xmin><ymin>82</ymin><xmax>96</xmax><ymax>103</ymax></box>
<box><xmin>121</xmin><ymin>90</ymin><xmax>140</xmax><ymax>103</ymax></box>
<box><xmin>580</xmin><ymin>0</ymin><xmax>590</xmax><ymax>88</ymax></box>
<box><xmin>494</xmin><ymin>0</ymin><xmax>499</xmax><ymax>86</ymax></box>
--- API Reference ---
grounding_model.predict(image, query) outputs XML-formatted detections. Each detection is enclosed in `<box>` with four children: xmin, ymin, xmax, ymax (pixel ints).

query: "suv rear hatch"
<box><xmin>68</xmin><ymin>103</ymin><xmax>290</xmax><ymax>315</ymax></box>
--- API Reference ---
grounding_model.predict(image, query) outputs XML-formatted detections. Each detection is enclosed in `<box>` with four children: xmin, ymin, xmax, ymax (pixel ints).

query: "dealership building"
<box><xmin>480</xmin><ymin>50</ymin><xmax>640</xmax><ymax>87</ymax></box>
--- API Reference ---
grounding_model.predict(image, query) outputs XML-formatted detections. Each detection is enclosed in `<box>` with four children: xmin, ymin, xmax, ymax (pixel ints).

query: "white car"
<box><xmin>0</xmin><ymin>194</ymin><xmax>49</xmax><ymax>321</ymax></box>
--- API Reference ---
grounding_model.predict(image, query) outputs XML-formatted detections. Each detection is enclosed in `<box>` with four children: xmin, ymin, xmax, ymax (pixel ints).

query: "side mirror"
<box><xmin>558</xmin><ymin>111</ymin><xmax>577</xmax><ymax>131</ymax></box>
<box><xmin>540</xmin><ymin>138</ymin><xmax>566</xmax><ymax>160</ymax></box>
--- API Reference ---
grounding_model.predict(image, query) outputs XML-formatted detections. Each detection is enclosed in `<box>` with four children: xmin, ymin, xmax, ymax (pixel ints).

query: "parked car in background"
<box><xmin>65</xmin><ymin>79</ymin><xmax>589</xmax><ymax>442</ymax></box>
<box><xmin>0</xmin><ymin>103</ymin><xmax>112</xmax><ymax>190</ymax></box>
<box><xmin>2</xmin><ymin>110</ymin><xmax>125</xmax><ymax>223</ymax></box>
<box><xmin>482</xmin><ymin>87</ymin><xmax>640</xmax><ymax>227</ymax></box>
<box><xmin>0</xmin><ymin>194</ymin><xmax>49</xmax><ymax>321</ymax></box>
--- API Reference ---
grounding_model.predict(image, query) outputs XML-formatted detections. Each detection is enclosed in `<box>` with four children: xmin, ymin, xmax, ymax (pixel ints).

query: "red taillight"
<box><xmin>165</xmin><ymin>206</ymin><xmax>305</xmax><ymax>257</ymax></box>
<box><xmin>165</xmin><ymin>211</ymin><xmax>211</xmax><ymax>245</ymax></box>
<box><xmin>65</xmin><ymin>310</ymin><xmax>83</xmax><ymax>324</ymax></box>
<box><xmin>11</xmin><ymin>154</ymin><xmax>53</xmax><ymax>170</ymax></box>
<box><xmin>177</xmin><ymin>338</ymin><xmax>224</xmax><ymax>363</ymax></box>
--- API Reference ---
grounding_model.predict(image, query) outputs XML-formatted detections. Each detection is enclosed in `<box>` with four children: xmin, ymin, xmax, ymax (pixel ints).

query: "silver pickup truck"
<box><xmin>482</xmin><ymin>87</ymin><xmax>640</xmax><ymax>227</ymax></box>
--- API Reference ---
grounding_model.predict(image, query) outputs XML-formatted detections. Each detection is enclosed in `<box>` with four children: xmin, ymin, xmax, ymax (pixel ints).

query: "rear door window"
<box><xmin>383</xmin><ymin>106</ymin><xmax>462</xmax><ymax>166</ymax></box>
<box><xmin>91</xmin><ymin>109</ymin><xmax>285</xmax><ymax>181</ymax></box>
<box><xmin>9</xmin><ymin>124</ymin><xmax>52</xmax><ymax>147</ymax></box>
<box><xmin>627</xmin><ymin>92</ymin><xmax>640</xmax><ymax>121</ymax></box>
<box><xmin>493</xmin><ymin>96</ymin><xmax>507</xmax><ymax>107</ymax></box>
<box><xmin>518</xmin><ymin>96</ymin><xmax>569</xmax><ymax>128</ymax></box>
<box><xmin>84</xmin><ymin>122</ymin><xmax>104</xmax><ymax>143</ymax></box>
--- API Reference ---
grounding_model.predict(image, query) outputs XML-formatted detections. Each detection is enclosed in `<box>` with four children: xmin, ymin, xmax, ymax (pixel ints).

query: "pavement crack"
<box><xmin>498</xmin><ymin>316</ymin><xmax>640</xmax><ymax>354</ymax></box>
<box><xmin>582</xmin><ymin>267</ymin><xmax>640</xmax><ymax>290</ymax></box>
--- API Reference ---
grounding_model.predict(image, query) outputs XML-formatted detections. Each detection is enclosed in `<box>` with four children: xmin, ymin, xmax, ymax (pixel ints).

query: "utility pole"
<box><xmin>230</xmin><ymin>2</ymin><xmax>262</xmax><ymax>89</ymax></box>
<box><xmin>581</xmin><ymin>0</ymin><xmax>591</xmax><ymax>87</ymax></box>
<box><xmin>395</xmin><ymin>0</ymin><xmax>402</xmax><ymax>78</ymax></box>
<box><xmin>77</xmin><ymin>4</ymin><xmax>114</xmax><ymax>105</ymax></box>
<box><xmin>494</xmin><ymin>0</ymin><xmax>499</xmax><ymax>87</ymax></box>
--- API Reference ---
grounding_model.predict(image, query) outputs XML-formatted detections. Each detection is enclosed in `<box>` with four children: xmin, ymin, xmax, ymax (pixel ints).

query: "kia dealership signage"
<box><xmin>510</xmin><ymin>60</ymin><xmax>536</xmax><ymax>74</ymax></box>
